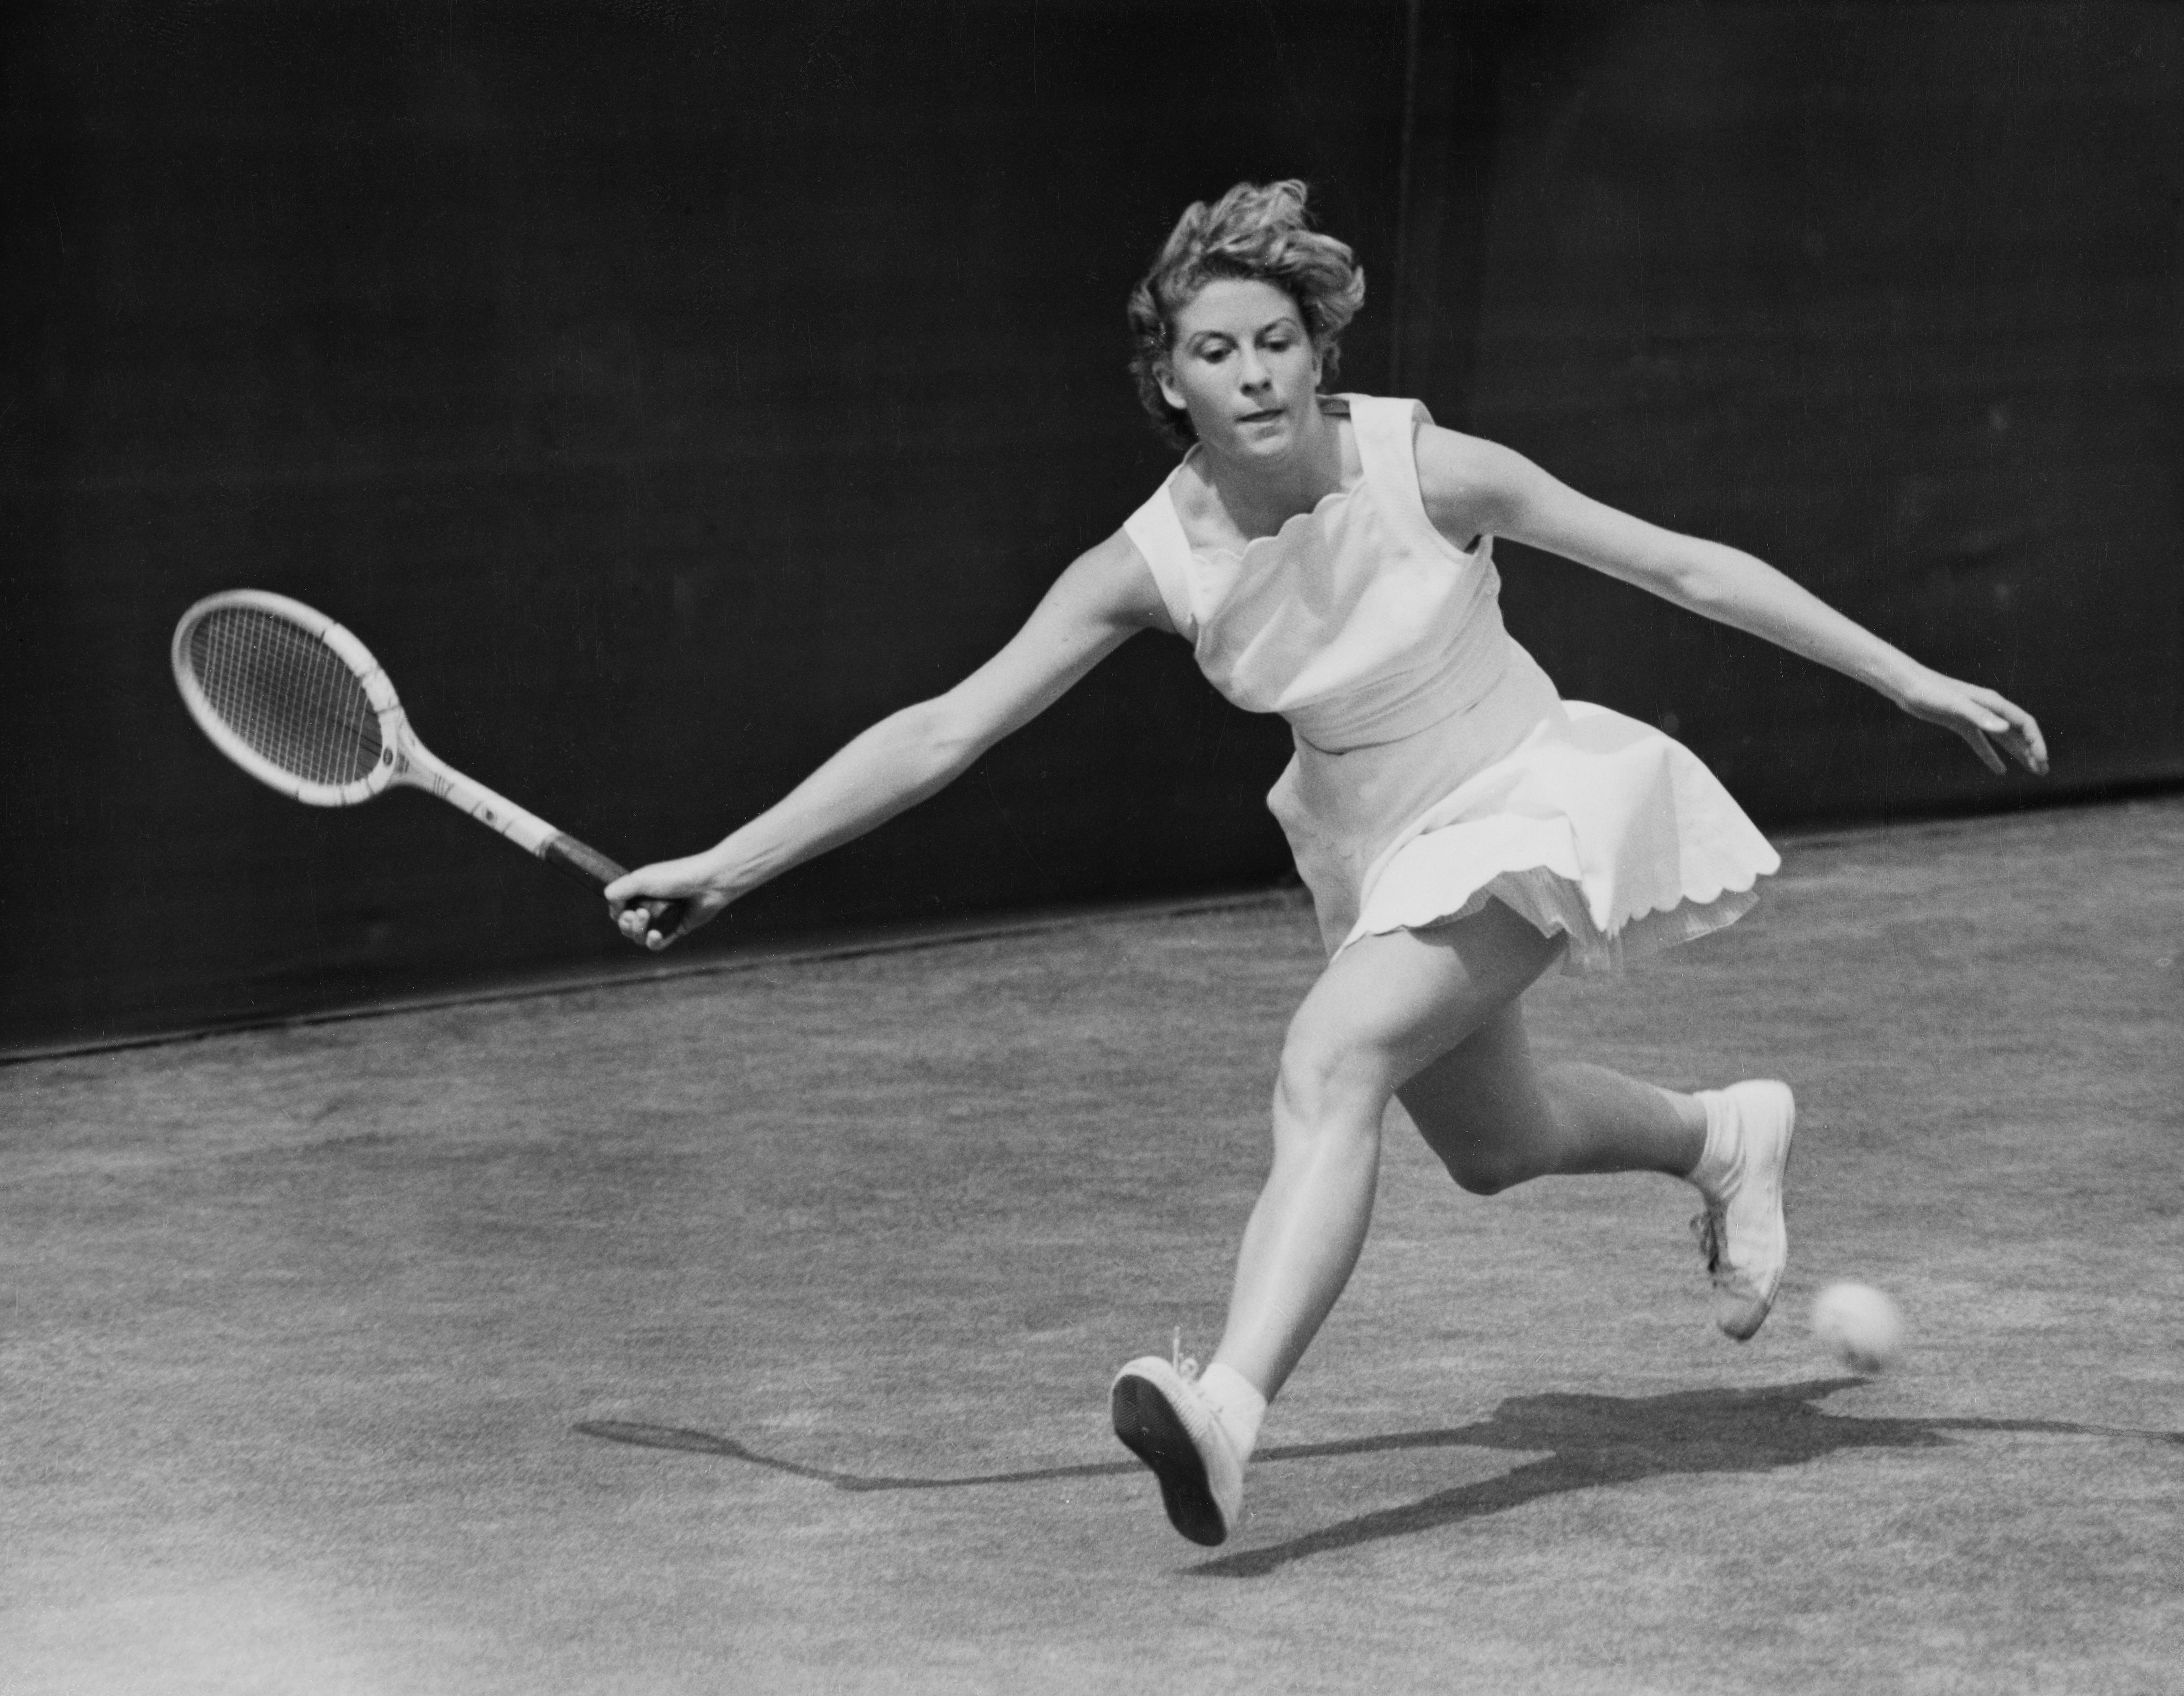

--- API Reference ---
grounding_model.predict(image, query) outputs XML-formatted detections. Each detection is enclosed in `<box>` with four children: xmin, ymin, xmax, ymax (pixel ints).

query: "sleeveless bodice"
<box><xmin>1122</xmin><ymin>395</ymin><xmax>1510</xmax><ymax>754</ymax></box>
<box><xmin>1115</xmin><ymin>392</ymin><xmax>1779</xmax><ymax>971</ymax></box>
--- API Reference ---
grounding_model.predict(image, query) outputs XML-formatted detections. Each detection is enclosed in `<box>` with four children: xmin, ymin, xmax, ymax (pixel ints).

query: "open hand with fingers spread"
<box><xmin>1889</xmin><ymin>667</ymin><xmax>2048</xmax><ymax>777</ymax></box>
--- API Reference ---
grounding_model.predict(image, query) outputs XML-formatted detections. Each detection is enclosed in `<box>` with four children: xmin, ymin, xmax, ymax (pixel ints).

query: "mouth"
<box><xmin>1237</xmin><ymin>407</ymin><xmax>1286</xmax><ymax>425</ymax></box>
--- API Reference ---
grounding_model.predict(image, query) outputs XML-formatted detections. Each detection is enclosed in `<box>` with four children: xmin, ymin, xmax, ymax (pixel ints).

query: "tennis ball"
<box><xmin>1810</xmin><ymin>1281</ymin><xmax>1904</xmax><ymax>1374</ymax></box>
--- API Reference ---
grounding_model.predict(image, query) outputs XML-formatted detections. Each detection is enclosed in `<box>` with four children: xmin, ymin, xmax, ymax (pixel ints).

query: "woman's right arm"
<box><xmin>605</xmin><ymin>529</ymin><xmax>1171</xmax><ymax>948</ymax></box>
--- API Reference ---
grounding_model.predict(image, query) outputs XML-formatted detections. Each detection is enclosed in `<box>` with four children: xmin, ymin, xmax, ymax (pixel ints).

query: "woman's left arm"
<box><xmin>1416</xmin><ymin>428</ymin><xmax>2048</xmax><ymax>777</ymax></box>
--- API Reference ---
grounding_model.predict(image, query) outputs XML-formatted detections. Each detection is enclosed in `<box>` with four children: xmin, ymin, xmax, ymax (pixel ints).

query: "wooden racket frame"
<box><xmin>172</xmin><ymin>588</ymin><xmax>672</xmax><ymax>911</ymax></box>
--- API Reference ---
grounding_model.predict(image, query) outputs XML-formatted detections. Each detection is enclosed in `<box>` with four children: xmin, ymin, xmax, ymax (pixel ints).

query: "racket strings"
<box><xmin>187</xmin><ymin>607</ymin><xmax>384</xmax><ymax>786</ymax></box>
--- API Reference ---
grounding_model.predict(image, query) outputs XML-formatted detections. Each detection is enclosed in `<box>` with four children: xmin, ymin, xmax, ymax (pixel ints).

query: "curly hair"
<box><xmin>1126</xmin><ymin>180</ymin><xmax>1367</xmax><ymax>448</ymax></box>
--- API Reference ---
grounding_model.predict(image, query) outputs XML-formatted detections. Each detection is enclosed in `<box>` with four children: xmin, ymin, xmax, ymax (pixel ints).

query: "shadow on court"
<box><xmin>576</xmin><ymin>1377</ymin><xmax>2181</xmax><ymax>1577</ymax></box>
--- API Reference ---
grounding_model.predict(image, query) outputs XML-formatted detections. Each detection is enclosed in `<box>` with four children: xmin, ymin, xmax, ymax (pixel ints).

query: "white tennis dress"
<box><xmin>1122</xmin><ymin>394</ymin><xmax>1780</xmax><ymax>971</ymax></box>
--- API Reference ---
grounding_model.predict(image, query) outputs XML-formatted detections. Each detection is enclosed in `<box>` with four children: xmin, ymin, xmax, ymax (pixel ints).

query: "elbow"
<box><xmin>1672</xmin><ymin>567</ymin><xmax>1731</xmax><ymax>616</ymax></box>
<box><xmin>907</xmin><ymin>695</ymin><xmax>990</xmax><ymax>774</ymax></box>
<box><xmin>1662</xmin><ymin>545</ymin><xmax>1756</xmax><ymax>616</ymax></box>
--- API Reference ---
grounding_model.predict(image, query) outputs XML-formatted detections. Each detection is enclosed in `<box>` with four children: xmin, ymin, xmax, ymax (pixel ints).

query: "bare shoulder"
<box><xmin>1056</xmin><ymin>525</ymin><xmax>1176</xmax><ymax>636</ymax></box>
<box><xmin>1411</xmin><ymin>420</ymin><xmax>1681</xmax><ymax>573</ymax></box>
<box><xmin>1411</xmin><ymin>422</ymin><xmax>1535</xmax><ymax>543</ymax></box>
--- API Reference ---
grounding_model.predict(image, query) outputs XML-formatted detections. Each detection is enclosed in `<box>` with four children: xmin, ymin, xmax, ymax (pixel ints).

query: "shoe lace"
<box><xmin>1689</xmin><ymin>1207</ymin><xmax>1724</xmax><ymax>1275</ymax></box>
<box><xmin>1171</xmin><ymin>1327</ymin><xmax>1200</xmax><ymax>1381</ymax></box>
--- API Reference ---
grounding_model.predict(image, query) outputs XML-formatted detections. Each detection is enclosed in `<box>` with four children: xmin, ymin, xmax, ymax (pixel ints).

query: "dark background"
<box><xmin>4</xmin><ymin>0</ymin><xmax>2179</xmax><ymax>1053</ymax></box>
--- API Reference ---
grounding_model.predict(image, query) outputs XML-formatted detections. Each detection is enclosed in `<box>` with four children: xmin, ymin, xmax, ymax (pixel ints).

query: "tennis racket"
<box><xmin>171</xmin><ymin>588</ymin><xmax>683</xmax><ymax>939</ymax></box>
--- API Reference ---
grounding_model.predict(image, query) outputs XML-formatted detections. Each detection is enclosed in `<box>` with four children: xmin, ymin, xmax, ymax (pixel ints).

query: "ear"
<box><xmin>1154</xmin><ymin>359</ymin><xmax>1185</xmax><ymax>414</ymax></box>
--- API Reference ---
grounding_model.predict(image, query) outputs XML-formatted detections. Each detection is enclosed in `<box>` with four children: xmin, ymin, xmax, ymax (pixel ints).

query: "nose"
<box><xmin>1237</xmin><ymin>346</ymin><xmax>1272</xmax><ymax>392</ymax></box>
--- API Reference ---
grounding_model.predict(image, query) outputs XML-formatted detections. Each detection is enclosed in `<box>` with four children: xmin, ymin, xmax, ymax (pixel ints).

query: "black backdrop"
<box><xmin>1397</xmin><ymin>2</ymin><xmax>2184</xmax><ymax>821</ymax></box>
<box><xmin>5</xmin><ymin>1</ymin><xmax>2179</xmax><ymax>1051</ymax></box>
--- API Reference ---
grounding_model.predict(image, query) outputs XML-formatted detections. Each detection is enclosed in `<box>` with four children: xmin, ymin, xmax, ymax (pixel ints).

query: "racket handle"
<box><xmin>541</xmin><ymin>833</ymin><xmax>689</xmax><ymax>944</ymax></box>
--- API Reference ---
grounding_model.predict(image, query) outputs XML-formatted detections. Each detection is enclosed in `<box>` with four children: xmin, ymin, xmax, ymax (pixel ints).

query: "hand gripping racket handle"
<box><xmin>540</xmin><ymin>834</ymin><xmax>689</xmax><ymax>945</ymax></box>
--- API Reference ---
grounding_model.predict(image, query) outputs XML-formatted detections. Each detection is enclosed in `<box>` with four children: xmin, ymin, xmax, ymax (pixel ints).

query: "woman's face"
<box><xmin>1157</xmin><ymin>278</ymin><xmax>1322</xmax><ymax>462</ymax></box>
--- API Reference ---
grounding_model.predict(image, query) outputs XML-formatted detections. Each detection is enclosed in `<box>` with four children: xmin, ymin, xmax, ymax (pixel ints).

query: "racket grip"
<box><xmin>541</xmin><ymin>833</ymin><xmax>689</xmax><ymax>944</ymax></box>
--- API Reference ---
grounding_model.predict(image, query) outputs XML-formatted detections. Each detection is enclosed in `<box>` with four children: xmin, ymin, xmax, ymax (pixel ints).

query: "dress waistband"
<box><xmin>1288</xmin><ymin>638</ymin><xmax>1516</xmax><ymax>755</ymax></box>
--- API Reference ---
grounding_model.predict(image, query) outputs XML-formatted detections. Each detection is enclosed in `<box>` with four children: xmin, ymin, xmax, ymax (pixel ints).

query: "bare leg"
<box><xmin>1398</xmin><ymin>998</ymin><xmax>1706</xmax><ymax>1196</ymax></box>
<box><xmin>1208</xmin><ymin>901</ymin><xmax>1567</xmax><ymax>1400</ymax></box>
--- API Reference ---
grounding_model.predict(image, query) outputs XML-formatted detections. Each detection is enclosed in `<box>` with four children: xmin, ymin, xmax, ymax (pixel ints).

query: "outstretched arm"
<box><xmin>605</xmin><ymin>530</ymin><xmax>1172</xmax><ymax>948</ymax></box>
<box><xmin>1415</xmin><ymin>427</ymin><xmax>2048</xmax><ymax>778</ymax></box>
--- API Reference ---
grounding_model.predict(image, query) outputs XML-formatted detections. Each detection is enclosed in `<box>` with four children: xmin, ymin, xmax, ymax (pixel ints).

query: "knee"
<box><xmin>1435</xmin><ymin>1144</ymin><xmax>1537</xmax><ymax>1197</ymax></box>
<box><xmin>1410</xmin><ymin>1083</ymin><xmax>1568</xmax><ymax>1196</ymax></box>
<box><xmin>1273</xmin><ymin>1019</ymin><xmax>1395</xmax><ymax>1148</ymax></box>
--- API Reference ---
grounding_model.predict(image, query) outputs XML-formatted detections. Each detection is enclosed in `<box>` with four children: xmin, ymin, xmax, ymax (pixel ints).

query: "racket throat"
<box><xmin>397</xmin><ymin>744</ymin><xmax>558</xmax><ymax>858</ymax></box>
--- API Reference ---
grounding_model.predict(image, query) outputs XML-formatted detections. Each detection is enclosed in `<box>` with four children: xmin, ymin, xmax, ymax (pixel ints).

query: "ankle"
<box><xmin>1197</xmin><ymin>1362</ymin><xmax>1268</xmax><ymax>1462</ymax></box>
<box><xmin>1685</xmin><ymin>1089</ymin><xmax>1738</xmax><ymax>1195</ymax></box>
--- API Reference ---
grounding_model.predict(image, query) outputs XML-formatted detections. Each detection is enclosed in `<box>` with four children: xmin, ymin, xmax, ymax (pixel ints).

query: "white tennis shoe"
<box><xmin>1689</xmin><ymin>1079</ymin><xmax>1796</xmax><ymax>1340</ymax></box>
<box><xmin>1110</xmin><ymin>1353</ymin><xmax>1243</xmax><ymax>1547</ymax></box>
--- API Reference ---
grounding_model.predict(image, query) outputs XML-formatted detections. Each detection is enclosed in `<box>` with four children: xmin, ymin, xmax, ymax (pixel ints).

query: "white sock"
<box><xmin>1196</xmin><ymin>1363</ymin><xmax>1268</xmax><ymax>1463</ymax></box>
<box><xmin>1687</xmin><ymin>1088</ymin><xmax>1738</xmax><ymax>1196</ymax></box>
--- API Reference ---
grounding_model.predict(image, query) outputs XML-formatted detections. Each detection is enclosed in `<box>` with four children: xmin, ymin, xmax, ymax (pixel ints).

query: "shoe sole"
<box><xmin>1718</xmin><ymin>1081</ymin><xmax>1795</xmax><ymax>1341</ymax></box>
<box><xmin>1110</xmin><ymin>1373</ymin><xmax>1228</xmax><ymax>1546</ymax></box>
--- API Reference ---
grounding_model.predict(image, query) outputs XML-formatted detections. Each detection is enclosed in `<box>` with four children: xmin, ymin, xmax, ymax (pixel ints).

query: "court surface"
<box><xmin>5</xmin><ymin>795</ymin><xmax>2179</xmax><ymax>1695</ymax></box>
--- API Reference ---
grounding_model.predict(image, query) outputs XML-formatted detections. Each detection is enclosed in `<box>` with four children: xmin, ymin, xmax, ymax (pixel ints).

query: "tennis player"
<box><xmin>606</xmin><ymin>182</ymin><xmax>2046</xmax><ymax>1547</ymax></box>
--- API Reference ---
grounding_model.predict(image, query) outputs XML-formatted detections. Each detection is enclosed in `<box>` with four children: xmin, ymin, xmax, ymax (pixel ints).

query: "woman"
<box><xmin>606</xmin><ymin>182</ymin><xmax>2046</xmax><ymax>1548</ymax></box>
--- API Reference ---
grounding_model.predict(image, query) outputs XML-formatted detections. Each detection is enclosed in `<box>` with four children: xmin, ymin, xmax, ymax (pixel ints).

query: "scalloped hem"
<box><xmin>1342</xmin><ymin>861</ymin><xmax>1767</xmax><ymax>975</ymax></box>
